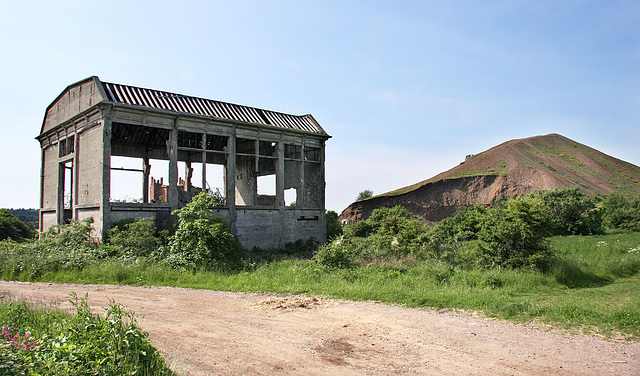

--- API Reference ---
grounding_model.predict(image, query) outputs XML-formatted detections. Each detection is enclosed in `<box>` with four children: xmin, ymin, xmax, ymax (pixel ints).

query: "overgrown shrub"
<box><xmin>532</xmin><ymin>187</ymin><xmax>603</xmax><ymax>235</ymax></box>
<box><xmin>167</xmin><ymin>191</ymin><xmax>243</xmax><ymax>270</ymax></box>
<box><xmin>107</xmin><ymin>217</ymin><xmax>161</xmax><ymax>258</ymax></box>
<box><xmin>477</xmin><ymin>197</ymin><xmax>554</xmax><ymax>270</ymax></box>
<box><xmin>0</xmin><ymin>294</ymin><xmax>173</xmax><ymax>375</ymax></box>
<box><xmin>601</xmin><ymin>192</ymin><xmax>640</xmax><ymax>231</ymax></box>
<box><xmin>315</xmin><ymin>206</ymin><xmax>424</xmax><ymax>268</ymax></box>
<box><xmin>0</xmin><ymin>219</ymin><xmax>106</xmax><ymax>279</ymax></box>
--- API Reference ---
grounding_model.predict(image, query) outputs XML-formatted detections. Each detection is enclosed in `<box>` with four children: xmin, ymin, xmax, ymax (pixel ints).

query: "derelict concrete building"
<box><xmin>37</xmin><ymin>76</ymin><xmax>331</xmax><ymax>249</ymax></box>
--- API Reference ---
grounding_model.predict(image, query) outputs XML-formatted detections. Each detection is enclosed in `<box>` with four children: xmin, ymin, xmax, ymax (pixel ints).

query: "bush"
<box><xmin>532</xmin><ymin>187</ymin><xmax>603</xmax><ymax>235</ymax></box>
<box><xmin>0</xmin><ymin>294</ymin><xmax>172</xmax><ymax>375</ymax></box>
<box><xmin>0</xmin><ymin>219</ymin><xmax>106</xmax><ymax>280</ymax></box>
<box><xmin>313</xmin><ymin>239</ymin><xmax>359</xmax><ymax>268</ymax></box>
<box><xmin>343</xmin><ymin>220</ymin><xmax>373</xmax><ymax>238</ymax></box>
<box><xmin>315</xmin><ymin>206</ymin><xmax>425</xmax><ymax>269</ymax></box>
<box><xmin>107</xmin><ymin>217</ymin><xmax>161</xmax><ymax>258</ymax></box>
<box><xmin>433</xmin><ymin>205</ymin><xmax>488</xmax><ymax>241</ymax></box>
<box><xmin>167</xmin><ymin>192</ymin><xmax>243</xmax><ymax>270</ymax></box>
<box><xmin>601</xmin><ymin>192</ymin><xmax>640</xmax><ymax>231</ymax></box>
<box><xmin>477</xmin><ymin>197</ymin><xmax>554</xmax><ymax>270</ymax></box>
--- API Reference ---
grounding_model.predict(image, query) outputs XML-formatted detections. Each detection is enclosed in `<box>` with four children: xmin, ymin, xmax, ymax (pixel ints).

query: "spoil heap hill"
<box><xmin>339</xmin><ymin>133</ymin><xmax>640</xmax><ymax>224</ymax></box>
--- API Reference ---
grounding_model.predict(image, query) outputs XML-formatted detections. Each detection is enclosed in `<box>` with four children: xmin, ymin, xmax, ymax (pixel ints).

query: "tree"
<box><xmin>0</xmin><ymin>208</ymin><xmax>35</xmax><ymax>241</ymax></box>
<box><xmin>325</xmin><ymin>210</ymin><xmax>343</xmax><ymax>240</ymax></box>
<box><xmin>356</xmin><ymin>190</ymin><xmax>374</xmax><ymax>201</ymax></box>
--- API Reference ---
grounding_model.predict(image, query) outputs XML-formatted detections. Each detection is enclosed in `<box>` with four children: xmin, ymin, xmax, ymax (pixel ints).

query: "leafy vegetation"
<box><xmin>325</xmin><ymin>210</ymin><xmax>343</xmax><ymax>241</ymax></box>
<box><xmin>0</xmin><ymin>209</ymin><xmax>35</xmax><ymax>241</ymax></box>
<box><xmin>0</xmin><ymin>189</ymin><xmax>639</xmax><ymax>341</ymax></box>
<box><xmin>167</xmin><ymin>191</ymin><xmax>243</xmax><ymax>271</ymax></box>
<box><xmin>531</xmin><ymin>187</ymin><xmax>603</xmax><ymax>235</ymax></box>
<box><xmin>0</xmin><ymin>293</ymin><xmax>173</xmax><ymax>375</ymax></box>
<box><xmin>601</xmin><ymin>192</ymin><xmax>640</xmax><ymax>232</ymax></box>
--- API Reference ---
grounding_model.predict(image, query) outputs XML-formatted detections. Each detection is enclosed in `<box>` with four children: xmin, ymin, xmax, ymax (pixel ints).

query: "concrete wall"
<box><xmin>109</xmin><ymin>204</ymin><xmax>172</xmax><ymax>224</ymax></box>
<box><xmin>234</xmin><ymin>207</ymin><xmax>325</xmax><ymax>250</ymax></box>
<box><xmin>42</xmin><ymin>78</ymin><xmax>103</xmax><ymax>134</ymax></box>
<box><xmin>40</xmin><ymin>211</ymin><xmax>57</xmax><ymax>232</ymax></box>
<box><xmin>41</xmin><ymin>146</ymin><xmax>59</xmax><ymax>211</ymax></box>
<box><xmin>76</xmin><ymin>124</ymin><xmax>103</xmax><ymax>207</ymax></box>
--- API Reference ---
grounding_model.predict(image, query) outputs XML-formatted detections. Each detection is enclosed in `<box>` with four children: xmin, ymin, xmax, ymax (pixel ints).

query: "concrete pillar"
<box><xmin>101</xmin><ymin>109</ymin><xmax>113</xmax><ymax>239</ymax></box>
<box><xmin>202</xmin><ymin>133</ymin><xmax>207</xmax><ymax>191</ymax></box>
<box><xmin>73</xmin><ymin>133</ymin><xmax>79</xmax><ymax>221</ymax></box>
<box><xmin>277</xmin><ymin>137</ymin><xmax>285</xmax><ymax>248</ymax></box>
<box><xmin>300</xmin><ymin>140</ymin><xmax>306</xmax><ymax>207</ymax></box>
<box><xmin>167</xmin><ymin>120</ymin><xmax>179</xmax><ymax>210</ymax></box>
<box><xmin>142</xmin><ymin>156</ymin><xmax>150</xmax><ymax>203</ymax></box>
<box><xmin>227</xmin><ymin>131</ymin><xmax>237</xmax><ymax>233</ymax></box>
<box><xmin>185</xmin><ymin>161</ymin><xmax>193</xmax><ymax>191</ymax></box>
<box><xmin>39</xmin><ymin>146</ymin><xmax>45</xmax><ymax>232</ymax></box>
<box><xmin>276</xmin><ymin>139</ymin><xmax>284</xmax><ymax>207</ymax></box>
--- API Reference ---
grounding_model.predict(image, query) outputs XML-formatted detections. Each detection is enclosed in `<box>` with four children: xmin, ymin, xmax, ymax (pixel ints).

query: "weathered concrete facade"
<box><xmin>37</xmin><ymin>76</ymin><xmax>330</xmax><ymax>249</ymax></box>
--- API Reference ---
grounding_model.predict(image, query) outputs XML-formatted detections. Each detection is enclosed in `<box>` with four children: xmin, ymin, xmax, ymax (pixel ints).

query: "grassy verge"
<box><xmin>3</xmin><ymin>232</ymin><xmax>640</xmax><ymax>341</ymax></box>
<box><xmin>0</xmin><ymin>294</ymin><xmax>173</xmax><ymax>375</ymax></box>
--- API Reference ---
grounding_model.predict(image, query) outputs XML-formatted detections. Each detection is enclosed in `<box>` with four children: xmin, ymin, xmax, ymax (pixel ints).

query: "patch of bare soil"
<box><xmin>1</xmin><ymin>281</ymin><xmax>638</xmax><ymax>375</ymax></box>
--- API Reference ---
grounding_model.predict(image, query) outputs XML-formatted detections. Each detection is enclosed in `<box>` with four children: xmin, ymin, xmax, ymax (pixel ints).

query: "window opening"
<box><xmin>305</xmin><ymin>147</ymin><xmax>320</xmax><ymax>161</ymax></box>
<box><xmin>285</xmin><ymin>188</ymin><xmax>297</xmax><ymax>206</ymax></box>
<box><xmin>206</xmin><ymin>135</ymin><xmax>227</xmax><ymax>151</ymax></box>
<box><xmin>205</xmin><ymin>163</ymin><xmax>226</xmax><ymax>202</ymax></box>
<box><xmin>110</xmin><ymin>156</ymin><xmax>144</xmax><ymax>203</ymax></box>
<box><xmin>285</xmin><ymin>144</ymin><xmax>302</xmax><ymax>159</ymax></box>
<box><xmin>236</xmin><ymin>138</ymin><xmax>255</xmax><ymax>154</ymax></box>
<box><xmin>257</xmin><ymin>175</ymin><xmax>276</xmax><ymax>206</ymax></box>
<box><xmin>178</xmin><ymin>131</ymin><xmax>203</xmax><ymax>149</ymax></box>
<box><xmin>62</xmin><ymin>160</ymin><xmax>73</xmax><ymax>223</ymax></box>
<box><xmin>284</xmin><ymin>160</ymin><xmax>302</xmax><ymax>207</ymax></box>
<box><xmin>259</xmin><ymin>141</ymin><xmax>277</xmax><ymax>157</ymax></box>
<box><xmin>59</xmin><ymin>137</ymin><xmax>74</xmax><ymax>157</ymax></box>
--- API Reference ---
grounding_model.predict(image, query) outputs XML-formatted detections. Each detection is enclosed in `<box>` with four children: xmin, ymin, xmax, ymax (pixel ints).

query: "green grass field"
<box><xmin>6</xmin><ymin>231</ymin><xmax>638</xmax><ymax>340</ymax></box>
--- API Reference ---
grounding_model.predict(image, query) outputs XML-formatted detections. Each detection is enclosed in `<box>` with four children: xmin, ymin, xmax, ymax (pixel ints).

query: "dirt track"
<box><xmin>1</xmin><ymin>281</ymin><xmax>638</xmax><ymax>375</ymax></box>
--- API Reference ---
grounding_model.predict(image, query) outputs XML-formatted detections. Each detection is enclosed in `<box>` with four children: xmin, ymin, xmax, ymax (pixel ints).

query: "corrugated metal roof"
<box><xmin>101</xmin><ymin>81</ymin><xmax>326</xmax><ymax>135</ymax></box>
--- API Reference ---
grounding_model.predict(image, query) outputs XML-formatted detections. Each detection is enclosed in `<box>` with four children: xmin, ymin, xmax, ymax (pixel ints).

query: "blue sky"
<box><xmin>1</xmin><ymin>0</ymin><xmax>638</xmax><ymax>212</ymax></box>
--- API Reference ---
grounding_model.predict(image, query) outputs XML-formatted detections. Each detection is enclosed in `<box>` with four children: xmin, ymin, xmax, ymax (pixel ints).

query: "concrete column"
<box><xmin>142</xmin><ymin>156</ymin><xmax>150</xmax><ymax>203</ymax></box>
<box><xmin>185</xmin><ymin>161</ymin><xmax>193</xmax><ymax>191</ymax></box>
<box><xmin>202</xmin><ymin>133</ymin><xmax>207</xmax><ymax>191</ymax></box>
<box><xmin>57</xmin><ymin>162</ymin><xmax>65</xmax><ymax>225</ymax></box>
<box><xmin>319</xmin><ymin>139</ymin><xmax>327</xmax><ymax>243</ymax></box>
<box><xmin>73</xmin><ymin>133</ymin><xmax>79</xmax><ymax>221</ymax></box>
<box><xmin>39</xmin><ymin>146</ymin><xmax>45</xmax><ymax>232</ymax></box>
<box><xmin>277</xmin><ymin>137</ymin><xmax>285</xmax><ymax>248</ymax></box>
<box><xmin>101</xmin><ymin>110</ymin><xmax>113</xmax><ymax>240</ymax></box>
<box><xmin>300</xmin><ymin>140</ymin><xmax>306</xmax><ymax>207</ymax></box>
<box><xmin>227</xmin><ymin>131</ymin><xmax>237</xmax><ymax>233</ymax></box>
<box><xmin>167</xmin><ymin>120</ymin><xmax>179</xmax><ymax>210</ymax></box>
<box><xmin>276</xmin><ymin>139</ymin><xmax>285</xmax><ymax>207</ymax></box>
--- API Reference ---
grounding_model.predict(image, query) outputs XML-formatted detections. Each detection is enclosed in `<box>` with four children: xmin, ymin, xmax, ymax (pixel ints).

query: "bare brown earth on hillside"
<box><xmin>2</xmin><ymin>281</ymin><xmax>639</xmax><ymax>375</ymax></box>
<box><xmin>340</xmin><ymin>134</ymin><xmax>640</xmax><ymax>224</ymax></box>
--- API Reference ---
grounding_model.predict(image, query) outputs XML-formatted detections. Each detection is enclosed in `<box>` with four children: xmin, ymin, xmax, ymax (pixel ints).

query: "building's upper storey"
<box><xmin>38</xmin><ymin>76</ymin><xmax>330</xmax><ymax>142</ymax></box>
